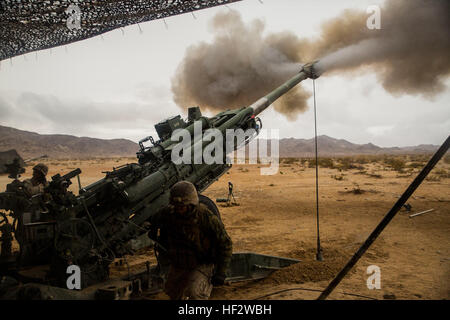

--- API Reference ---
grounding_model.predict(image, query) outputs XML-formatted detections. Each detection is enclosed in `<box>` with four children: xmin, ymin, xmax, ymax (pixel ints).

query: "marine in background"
<box><xmin>150</xmin><ymin>181</ymin><xmax>232</xmax><ymax>300</ymax></box>
<box><xmin>22</xmin><ymin>163</ymin><xmax>49</xmax><ymax>197</ymax></box>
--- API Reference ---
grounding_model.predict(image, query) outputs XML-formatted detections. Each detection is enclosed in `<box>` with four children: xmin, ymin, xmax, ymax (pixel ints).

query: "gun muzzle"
<box><xmin>251</xmin><ymin>61</ymin><xmax>320</xmax><ymax>116</ymax></box>
<box><xmin>301</xmin><ymin>61</ymin><xmax>320</xmax><ymax>79</ymax></box>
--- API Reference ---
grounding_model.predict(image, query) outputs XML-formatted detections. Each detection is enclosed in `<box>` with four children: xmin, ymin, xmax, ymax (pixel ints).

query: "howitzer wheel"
<box><xmin>199</xmin><ymin>194</ymin><xmax>222</xmax><ymax>222</ymax></box>
<box><xmin>54</xmin><ymin>218</ymin><xmax>95</xmax><ymax>262</ymax></box>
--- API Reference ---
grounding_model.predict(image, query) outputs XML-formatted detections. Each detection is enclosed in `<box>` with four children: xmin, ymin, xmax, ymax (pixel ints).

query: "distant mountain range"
<box><xmin>273</xmin><ymin>135</ymin><xmax>440</xmax><ymax>157</ymax></box>
<box><xmin>0</xmin><ymin>125</ymin><xmax>440</xmax><ymax>159</ymax></box>
<box><xmin>0</xmin><ymin>125</ymin><xmax>138</xmax><ymax>159</ymax></box>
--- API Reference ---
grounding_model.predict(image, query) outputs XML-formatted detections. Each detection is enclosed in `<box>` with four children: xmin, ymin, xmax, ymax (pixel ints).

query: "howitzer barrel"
<box><xmin>251</xmin><ymin>62</ymin><xmax>319</xmax><ymax>116</ymax></box>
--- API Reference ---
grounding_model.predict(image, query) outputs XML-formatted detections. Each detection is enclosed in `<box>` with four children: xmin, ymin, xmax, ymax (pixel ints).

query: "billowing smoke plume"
<box><xmin>171</xmin><ymin>10</ymin><xmax>311</xmax><ymax>120</ymax></box>
<box><xmin>314</xmin><ymin>0</ymin><xmax>450</xmax><ymax>97</ymax></box>
<box><xmin>172</xmin><ymin>0</ymin><xmax>450</xmax><ymax>118</ymax></box>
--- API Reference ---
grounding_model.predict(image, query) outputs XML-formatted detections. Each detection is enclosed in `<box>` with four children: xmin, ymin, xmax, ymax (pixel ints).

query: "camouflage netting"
<box><xmin>0</xmin><ymin>149</ymin><xmax>24</xmax><ymax>174</ymax></box>
<box><xmin>0</xmin><ymin>0</ymin><xmax>242</xmax><ymax>61</ymax></box>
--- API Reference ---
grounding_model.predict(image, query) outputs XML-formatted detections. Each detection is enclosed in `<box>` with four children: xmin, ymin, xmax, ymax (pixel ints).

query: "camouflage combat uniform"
<box><xmin>0</xmin><ymin>222</ymin><xmax>13</xmax><ymax>258</ymax></box>
<box><xmin>23</xmin><ymin>163</ymin><xmax>49</xmax><ymax>197</ymax></box>
<box><xmin>150</xmin><ymin>181</ymin><xmax>232</xmax><ymax>300</ymax></box>
<box><xmin>22</xmin><ymin>163</ymin><xmax>49</xmax><ymax>223</ymax></box>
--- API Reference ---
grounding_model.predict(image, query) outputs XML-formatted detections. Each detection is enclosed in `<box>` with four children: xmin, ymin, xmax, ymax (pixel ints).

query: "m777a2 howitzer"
<box><xmin>0</xmin><ymin>63</ymin><xmax>319</xmax><ymax>299</ymax></box>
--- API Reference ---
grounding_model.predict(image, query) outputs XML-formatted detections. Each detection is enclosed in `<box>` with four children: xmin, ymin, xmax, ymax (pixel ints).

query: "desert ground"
<box><xmin>1</xmin><ymin>155</ymin><xmax>449</xmax><ymax>300</ymax></box>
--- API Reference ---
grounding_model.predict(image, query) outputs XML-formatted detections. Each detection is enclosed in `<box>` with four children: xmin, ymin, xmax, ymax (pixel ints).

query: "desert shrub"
<box><xmin>281</xmin><ymin>158</ymin><xmax>298</xmax><ymax>165</ymax></box>
<box><xmin>396</xmin><ymin>173</ymin><xmax>413</xmax><ymax>178</ymax></box>
<box><xmin>433</xmin><ymin>168</ymin><xmax>449</xmax><ymax>179</ymax></box>
<box><xmin>384</xmin><ymin>157</ymin><xmax>406</xmax><ymax>172</ymax></box>
<box><xmin>336</xmin><ymin>157</ymin><xmax>358</xmax><ymax>171</ymax></box>
<box><xmin>321</xmin><ymin>158</ymin><xmax>335</xmax><ymax>168</ymax></box>
<box><xmin>407</xmin><ymin>162</ymin><xmax>425</xmax><ymax>169</ymax></box>
<box><xmin>354</xmin><ymin>156</ymin><xmax>369</xmax><ymax>164</ymax></box>
<box><xmin>366</xmin><ymin>173</ymin><xmax>382</xmax><ymax>179</ymax></box>
<box><xmin>443</xmin><ymin>155</ymin><xmax>450</xmax><ymax>165</ymax></box>
<box><xmin>411</xmin><ymin>154</ymin><xmax>430</xmax><ymax>163</ymax></box>
<box><xmin>351</xmin><ymin>183</ymin><xmax>364</xmax><ymax>194</ymax></box>
<box><xmin>309</xmin><ymin>157</ymin><xmax>335</xmax><ymax>169</ymax></box>
<box><xmin>331</xmin><ymin>174</ymin><xmax>344</xmax><ymax>181</ymax></box>
<box><xmin>426</xmin><ymin>175</ymin><xmax>441</xmax><ymax>182</ymax></box>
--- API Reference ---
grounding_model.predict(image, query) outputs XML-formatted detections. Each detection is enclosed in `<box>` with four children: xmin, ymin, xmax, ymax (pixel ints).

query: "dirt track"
<box><xmin>1</xmin><ymin>157</ymin><xmax>449</xmax><ymax>300</ymax></box>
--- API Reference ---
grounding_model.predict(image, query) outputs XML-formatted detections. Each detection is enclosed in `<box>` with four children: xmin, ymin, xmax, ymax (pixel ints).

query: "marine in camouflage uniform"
<box><xmin>150</xmin><ymin>181</ymin><xmax>232</xmax><ymax>300</ymax></box>
<box><xmin>22</xmin><ymin>163</ymin><xmax>49</xmax><ymax>223</ymax></box>
<box><xmin>23</xmin><ymin>163</ymin><xmax>49</xmax><ymax>197</ymax></box>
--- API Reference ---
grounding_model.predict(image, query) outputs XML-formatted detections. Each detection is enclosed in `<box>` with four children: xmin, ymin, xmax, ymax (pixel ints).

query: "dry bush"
<box><xmin>364</xmin><ymin>155</ymin><xmax>385</xmax><ymax>164</ymax></box>
<box><xmin>336</xmin><ymin>157</ymin><xmax>359</xmax><ymax>171</ymax></box>
<box><xmin>352</xmin><ymin>187</ymin><xmax>364</xmax><ymax>194</ymax></box>
<box><xmin>281</xmin><ymin>158</ymin><xmax>298</xmax><ymax>165</ymax></box>
<box><xmin>444</xmin><ymin>155</ymin><xmax>450</xmax><ymax>165</ymax></box>
<box><xmin>331</xmin><ymin>174</ymin><xmax>344</xmax><ymax>181</ymax></box>
<box><xmin>384</xmin><ymin>157</ymin><xmax>406</xmax><ymax>172</ymax></box>
<box><xmin>353</xmin><ymin>155</ymin><xmax>374</xmax><ymax>164</ymax></box>
<box><xmin>320</xmin><ymin>158</ymin><xmax>335</xmax><ymax>169</ymax></box>
<box><xmin>308</xmin><ymin>158</ymin><xmax>335</xmax><ymax>169</ymax></box>
<box><xmin>410</xmin><ymin>154</ymin><xmax>431</xmax><ymax>163</ymax></box>
<box><xmin>366</xmin><ymin>172</ymin><xmax>382</xmax><ymax>179</ymax></box>
<box><xmin>432</xmin><ymin>168</ymin><xmax>449</xmax><ymax>179</ymax></box>
<box><xmin>307</xmin><ymin>159</ymin><xmax>316</xmax><ymax>168</ymax></box>
<box><xmin>345</xmin><ymin>183</ymin><xmax>365</xmax><ymax>195</ymax></box>
<box><xmin>396</xmin><ymin>173</ymin><xmax>413</xmax><ymax>178</ymax></box>
<box><xmin>407</xmin><ymin>162</ymin><xmax>425</xmax><ymax>169</ymax></box>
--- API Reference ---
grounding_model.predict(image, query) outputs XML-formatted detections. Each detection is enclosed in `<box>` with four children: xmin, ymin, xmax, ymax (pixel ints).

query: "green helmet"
<box><xmin>170</xmin><ymin>181</ymin><xmax>199</xmax><ymax>207</ymax></box>
<box><xmin>33</xmin><ymin>163</ymin><xmax>48</xmax><ymax>176</ymax></box>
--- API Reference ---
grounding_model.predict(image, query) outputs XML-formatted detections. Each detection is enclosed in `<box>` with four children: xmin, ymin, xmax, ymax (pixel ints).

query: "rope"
<box><xmin>313</xmin><ymin>79</ymin><xmax>323</xmax><ymax>260</ymax></box>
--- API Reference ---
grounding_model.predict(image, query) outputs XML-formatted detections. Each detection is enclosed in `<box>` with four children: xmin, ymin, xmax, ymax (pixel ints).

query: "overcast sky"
<box><xmin>0</xmin><ymin>0</ymin><xmax>448</xmax><ymax>147</ymax></box>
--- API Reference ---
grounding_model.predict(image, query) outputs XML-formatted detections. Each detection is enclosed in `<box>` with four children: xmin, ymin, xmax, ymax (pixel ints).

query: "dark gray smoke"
<box><xmin>172</xmin><ymin>0</ymin><xmax>450</xmax><ymax>117</ymax></box>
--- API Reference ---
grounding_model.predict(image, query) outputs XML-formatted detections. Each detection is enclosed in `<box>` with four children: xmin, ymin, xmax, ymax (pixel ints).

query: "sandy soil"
<box><xmin>1</xmin><ymin>157</ymin><xmax>449</xmax><ymax>300</ymax></box>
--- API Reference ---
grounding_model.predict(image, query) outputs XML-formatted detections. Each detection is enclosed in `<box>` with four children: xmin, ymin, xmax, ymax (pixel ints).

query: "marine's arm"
<box><xmin>207</xmin><ymin>213</ymin><xmax>232</xmax><ymax>283</ymax></box>
<box><xmin>148</xmin><ymin>207</ymin><xmax>170</xmax><ymax>249</ymax></box>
